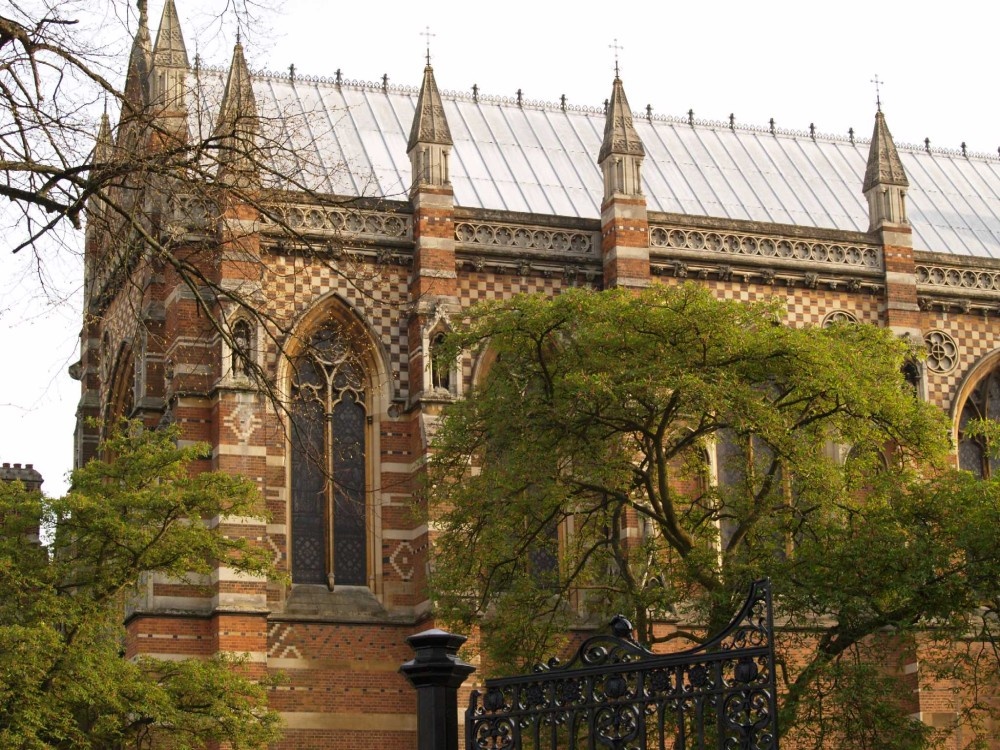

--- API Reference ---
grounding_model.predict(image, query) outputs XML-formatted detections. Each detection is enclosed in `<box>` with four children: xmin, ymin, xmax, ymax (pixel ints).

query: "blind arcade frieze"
<box><xmin>650</xmin><ymin>225</ymin><xmax>882</xmax><ymax>273</ymax></box>
<box><xmin>916</xmin><ymin>264</ymin><xmax>1000</xmax><ymax>297</ymax></box>
<box><xmin>262</xmin><ymin>204</ymin><xmax>412</xmax><ymax>242</ymax></box>
<box><xmin>456</xmin><ymin>222</ymin><xmax>598</xmax><ymax>258</ymax></box>
<box><xmin>166</xmin><ymin>196</ymin><xmax>414</xmax><ymax>244</ymax></box>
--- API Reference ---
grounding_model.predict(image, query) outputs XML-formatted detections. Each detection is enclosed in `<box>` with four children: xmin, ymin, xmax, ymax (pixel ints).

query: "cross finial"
<box><xmin>421</xmin><ymin>26</ymin><xmax>436</xmax><ymax>65</ymax></box>
<box><xmin>609</xmin><ymin>38</ymin><xmax>623</xmax><ymax>78</ymax></box>
<box><xmin>871</xmin><ymin>74</ymin><xmax>883</xmax><ymax>112</ymax></box>
<box><xmin>235</xmin><ymin>26</ymin><xmax>241</xmax><ymax>45</ymax></box>
<box><xmin>288</xmin><ymin>63</ymin><xmax>296</xmax><ymax>82</ymax></box>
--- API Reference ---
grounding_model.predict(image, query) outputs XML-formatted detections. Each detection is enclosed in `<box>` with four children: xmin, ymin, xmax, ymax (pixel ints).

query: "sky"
<box><xmin>2</xmin><ymin>0</ymin><xmax>998</xmax><ymax>495</ymax></box>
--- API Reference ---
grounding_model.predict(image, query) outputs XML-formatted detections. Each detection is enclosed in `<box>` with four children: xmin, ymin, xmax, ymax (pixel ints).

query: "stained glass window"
<box><xmin>290</xmin><ymin>325</ymin><xmax>368</xmax><ymax>586</ymax></box>
<box><xmin>958</xmin><ymin>370</ymin><xmax>1000</xmax><ymax>478</ymax></box>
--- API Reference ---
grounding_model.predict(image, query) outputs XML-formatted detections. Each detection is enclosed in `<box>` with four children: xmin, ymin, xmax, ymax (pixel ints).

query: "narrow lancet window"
<box><xmin>290</xmin><ymin>325</ymin><xmax>368</xmax><ymax>587</ymax></box>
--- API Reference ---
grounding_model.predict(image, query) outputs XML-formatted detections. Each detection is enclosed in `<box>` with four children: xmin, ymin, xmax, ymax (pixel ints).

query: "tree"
<box><xmin>1</xmin><ymin>0</ymin><xmax>389</xmax><ymax>399</ymax></box>
<box><xmin>428</xmin><ymin>283</ymin><xmax>1000</xmax><ymax>748</ymax></box>
<box><xmin>0</xmin><ymin>424</ymin><xmax>281</xmax><ymax>749</ymax></box>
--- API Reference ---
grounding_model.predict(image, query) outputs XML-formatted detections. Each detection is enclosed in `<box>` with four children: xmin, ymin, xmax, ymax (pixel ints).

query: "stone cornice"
<box><xmin>647</xmin><ymin>211</ymin><xmax>874</xmax><ymax>246</ymax></box>
<box><xmin>260</xmin><ymin>203</ymin><xmax>412</xmax><ymax>245</ymax></box>
<box><xmin>455</xmin><ymin>220</ymin><xmax>599</xmax><ymax>260</ymax></box>
<box><xmin>916</xmin><ymin>261</ymin><xmax>1000</xmax><ymax>314</ymax></box>
<box><xmin>649</xmin><ymin>223</ymin><xmax>882</xmax><ymax>277</ymax></box>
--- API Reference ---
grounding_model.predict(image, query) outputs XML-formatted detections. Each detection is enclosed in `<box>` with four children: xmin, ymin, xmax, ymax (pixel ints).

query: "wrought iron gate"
<box><xmin>465</xmin><ymin>579</ymin><xmax>778</xmax><ymax>750</ymax></box>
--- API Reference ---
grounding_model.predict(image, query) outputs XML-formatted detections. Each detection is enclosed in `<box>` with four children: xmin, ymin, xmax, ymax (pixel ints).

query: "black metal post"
<box><xmin>400</xmin><ymin>628</ymin><xmax>476</xmax><ymax>750</ymax></box>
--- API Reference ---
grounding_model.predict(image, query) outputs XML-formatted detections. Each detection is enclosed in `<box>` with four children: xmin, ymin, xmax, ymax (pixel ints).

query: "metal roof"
<box><xmin>201</xmin><ymin>70</ymin><xmax>1000</xmax><ymax>259</ymax></box>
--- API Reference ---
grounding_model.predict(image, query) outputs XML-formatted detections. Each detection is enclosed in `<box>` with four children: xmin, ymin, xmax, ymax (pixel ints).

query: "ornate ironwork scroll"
<box><xmin>466</xmin><ymin>579</ymin><xmax>778</xmax><ymax>750</ymax></box>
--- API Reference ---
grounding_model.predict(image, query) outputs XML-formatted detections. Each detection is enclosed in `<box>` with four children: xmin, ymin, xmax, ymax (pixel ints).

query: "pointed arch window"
<box><xmin>290</xmin><ymin>324</ymin><xmax>368</xmax><ymax>587</ymax></box>
<box><xmin>958</xmin><ymin>368</ymin><xmax>1000</xmax><ymax>479</ymax></box>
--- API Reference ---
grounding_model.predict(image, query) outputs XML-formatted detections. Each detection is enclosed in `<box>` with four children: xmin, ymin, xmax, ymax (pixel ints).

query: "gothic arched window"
<box><xmin>290</xmin><ymin>324</ymin><xmax>368</xmax><ymax>587</ymax></box>
<box><xmin>957</xmin><ymin>368</ymin><xmax>1000</xmax><ymax>479</ymax></box>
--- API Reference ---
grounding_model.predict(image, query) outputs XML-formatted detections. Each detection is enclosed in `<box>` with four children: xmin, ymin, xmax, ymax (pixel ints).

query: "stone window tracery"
<box><xmin>957</xmin><ymin>367</ymin><xmax>1000</xmax><ymax>479</ymax></box>
<box><xmin>924</xmin><ymin>330</ymin><xmax>958</xmax><ymax>374</ymax></box>
<box><xmin>822</xmin><ymin>310</ymin><xmax>858</xmax><ymax>327</ymax></box>
<box><xmin>289</xmin><ymin>323</ymin><xmax>369</xmax><ymax>588</ymax></box>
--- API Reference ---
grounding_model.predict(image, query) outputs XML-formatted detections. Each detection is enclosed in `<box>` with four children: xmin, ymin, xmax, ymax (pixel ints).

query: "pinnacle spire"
<box><xmin>123</xmin><ymin>0</ymin><xmax>152</xmax><ymax>109</ymax></box>
<box><xmin>599</xmin><ymin>76</ymin><xmax>644</xmax><ymax>164</ymax></box>
<box><xmin>217</xmin><ymin>40</ymin><xmax>257</xmax><ymax>133</ymax></box>
<box><xmin>215</xmin><ymin>40</ymin><xmax>259</xmax><ymax>187</ymax></box>
<box><xmin>152</xmin><ymin>0</ymin><xmax>189</xmax><ymax>71</ymax></box>
<box><xmin>95</xmin><ymin>112</ymin><xmax>114</xmax><ymax>167</ymax></box>
<box><xmin>147</xmin><ymin>0</ymin><xmax>189</xmax><ymax>120</ymax></box>
<box><xmin>863</xmin><ymin>109</ymin><xmax>908</xmax><ymax>193</ymax></box>
<box><xmin>407</xmin><ymin>63</ymin><xmax>452</xmax><ymax>153</ymax></box>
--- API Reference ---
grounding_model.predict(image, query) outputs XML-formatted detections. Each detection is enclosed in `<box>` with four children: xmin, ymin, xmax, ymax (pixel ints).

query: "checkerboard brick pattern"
<box><xmin>667</xmin><ymin>276</ymin><xmax>885</xmax><ymax>327</ymax></box>
<box><xmin>264</xmin><ymin>255</ymin><xmax>410</xmax><ymax>399</ymax></box>
<box><xmin>922</xmin><ymin>311</ymin><xmax>1000</xmax><ymax>412</ymax></box>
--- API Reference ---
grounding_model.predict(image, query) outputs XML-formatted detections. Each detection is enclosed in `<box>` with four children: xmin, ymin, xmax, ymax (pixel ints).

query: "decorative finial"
<box><xmin>288</xmin><ymin>63</ymin><xmax>296</xmax><ymax>82</ymax></box>
<box><xmin>729</xmin><ymin>113</ymin><xmax>735</xmax><ymax>130</ymax></box>
<box><xmin>382</xmin><ymin>73</ymin><xmax>389</xmax><ymax>92</ymax></box>
<box><xmin>103</xmin><ymin>92</ymin><xmax>108</xmax><ymax>114</ymax></box>
<box><xmin>604</xmin><ymin>98</ymin><xmax>609</xmax><ymax>114</ymax></box>
<box><xmin>137</xmin><ymin>0</ymin><xmax>147</xmax><ymax>22</ymax></box>
<box><xmin>335</xmin><ymin>68</ymin><xmax>342</xmax><ymax>85</ymax></box>
<box><xmin>609</xmin><ymin>38</ymin><xmax>623</xmax><ymax>78</ymax></box>
<box><xmin>235</xmin><ymin>26</ymin><xmax>241</xmax><ymax>45</ymax></box>
<box><xmin>925</xmin><ymin>137</ymin><xmax>931</xmax><ymax>152</ymax></box>
<box><xmin>961</xmin><ymin>141</ymin><xmax>967</xmax><ymax>157</ymax></box>
<box><xmin>687</xmin><ymin>108</ymin><xmax>694</xmax><ymax>126</ymax></box>
<box><xmin>561</xmin><ymin>94</ymin><xmax>567</xmax><ymax>111</ymax></box>
<box><xmin>646</xmin><ymin>104</ymin><xmax>652</xmax><ymax>120</ymax></box>
<box><xmin>809</xmin><ymin>122</ymin><xmax>816</xmax><ymax>139</ymax></box>
<box><xmin>848</xmin><ymin>127</ymin><xmax>855</xmax><ymax>144</ymax></box>
<box><xmin>420</xmin><ymin>26</ymin><xmax>436</xmax><ymax>66</ymax></box>
<box><xmin>472</xmin><ymin>83</ymin><xmax>479</xmax><ymax>102</ymax></box>
<box><xmin>609</xmin><ymin>614</ymin><xmax>634</xmax><ymax>640</ymax></box>
<box><xmin>871</xmin><ymin>74</ymin><xmax>883</xmax><ymax>112</ymax></box>
<box><xmin>769</xmin><ymin>117</ymin><xmax>775</xmax><ymax>135</ymax></box>
<box><xmin>516</xmin><ymin>88</ymin><xmax>523</xmax><ymax>107</ymax></box>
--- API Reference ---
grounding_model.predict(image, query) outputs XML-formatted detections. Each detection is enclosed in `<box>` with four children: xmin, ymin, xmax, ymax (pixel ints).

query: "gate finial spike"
<box><xmin>610</xmin><ymin>614</ymin><xmax>633</xmax><ymax>639</ymax></box>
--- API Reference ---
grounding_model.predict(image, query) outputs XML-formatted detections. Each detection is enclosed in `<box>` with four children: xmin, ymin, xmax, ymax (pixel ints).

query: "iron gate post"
<box><xmin>400</xmin><ymin>628</ymin><xmax>476</xmax><ymax>750</ymax></box>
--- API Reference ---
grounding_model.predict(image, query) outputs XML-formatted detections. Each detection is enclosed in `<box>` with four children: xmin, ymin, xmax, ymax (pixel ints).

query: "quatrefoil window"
<box><xmin>923</xmin><ymin>330</ymin><xmax>958</xmax><ymax>373</ymax></box>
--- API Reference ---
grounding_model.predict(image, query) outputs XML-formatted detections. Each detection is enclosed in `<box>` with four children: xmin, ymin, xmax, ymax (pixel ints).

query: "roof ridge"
<box><xmin>191</xmin><ymin>65</ymin><xmax>1000</xmax><ymax>163</ymax></box>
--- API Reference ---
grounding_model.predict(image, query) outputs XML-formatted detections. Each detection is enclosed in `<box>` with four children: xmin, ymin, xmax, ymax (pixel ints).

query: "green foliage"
<box><xmin>0</xmin><ymin>424</ymin><xmax>281</xmax><ymax>749</ymax></box>
<box><xmin>428</xmin><ymin>284</ymin><xmax>1000</xmax><ymax>746</ymax></box>
<box><xmin>787</xmin><ymin>654</ymin><xmax>936</xmax><ymax>750</ymax></box>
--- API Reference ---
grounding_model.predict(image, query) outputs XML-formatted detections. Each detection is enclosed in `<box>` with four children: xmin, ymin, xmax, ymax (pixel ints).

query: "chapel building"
<box><xmin>74</xmin><ymin>1</ymin><xmax>1000</xmax><ymax>747</ymax></box>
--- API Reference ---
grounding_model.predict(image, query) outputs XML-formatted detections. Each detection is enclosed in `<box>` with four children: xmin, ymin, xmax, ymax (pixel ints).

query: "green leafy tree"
<box><xmin>428</xmin><ymin>283</ymin><xmax>1000</xmax><ymax>748</ymax></box>
<box><xmin>0</xmin><ymin>424</ymin><xmax>281</xmax><ymax>749</ymax></box>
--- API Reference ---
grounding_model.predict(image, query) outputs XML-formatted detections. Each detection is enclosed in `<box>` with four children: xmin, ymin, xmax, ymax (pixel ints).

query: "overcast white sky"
<box><xmin>2</xmin><ymin>0</ymin><xmax>998</xmax><ymax>495</ymax></box>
